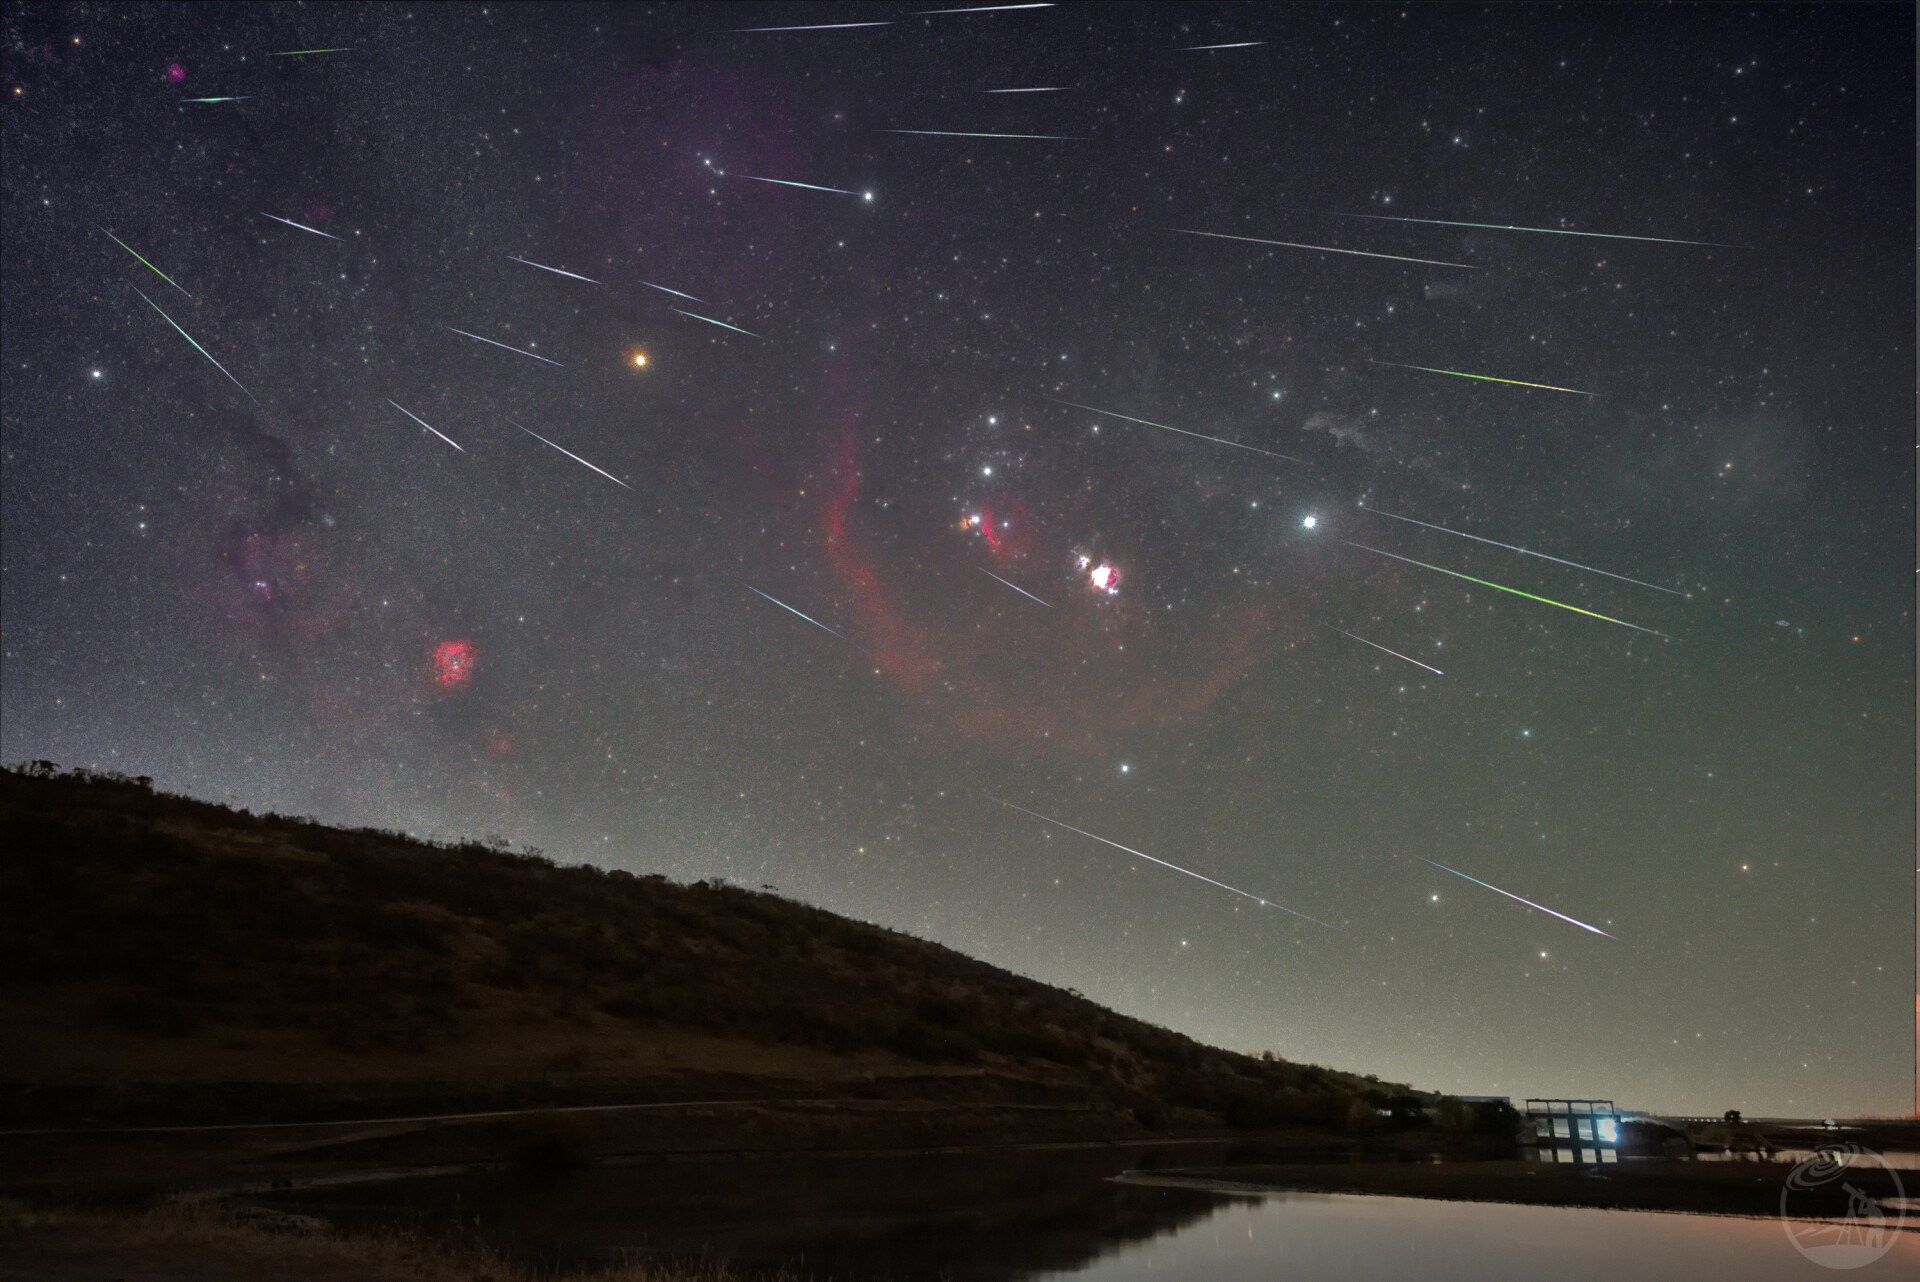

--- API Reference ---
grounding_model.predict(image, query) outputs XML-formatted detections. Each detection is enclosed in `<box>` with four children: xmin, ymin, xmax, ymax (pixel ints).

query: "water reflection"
<box><xmin>1052</xmin><ymin>1192</ymin><xmax>1919</xmax><ymax>1281</ymax></box>
<box><xmin>263</xmin><ymin>1143</ymin><xmax>1919</xmax><ymax>1281</ymax></box>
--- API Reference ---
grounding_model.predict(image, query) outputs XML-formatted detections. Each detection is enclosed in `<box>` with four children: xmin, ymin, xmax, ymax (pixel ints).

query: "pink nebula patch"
<box><xmin>166</xmin><ymin>63</ymin><xmax>185</xmax><ymax>84</ymax></box>
<box><xmin>433</xmin><ymin>639</ymin><xmax>477</xmax><ymax>689</ymax></box>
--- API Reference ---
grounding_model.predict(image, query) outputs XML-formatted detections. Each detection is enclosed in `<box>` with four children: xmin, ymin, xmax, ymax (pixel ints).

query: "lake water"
<box><xmin>264</xmin><ymin>1142</ymin><xmax>1920</xmax><ymax>1280</ymax></box>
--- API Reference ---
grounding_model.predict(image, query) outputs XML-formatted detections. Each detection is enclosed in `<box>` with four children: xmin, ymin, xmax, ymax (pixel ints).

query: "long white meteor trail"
<box><xmin>734</xmin><ymin>21</ymin><xmax>891</xmax><ymax>31</ymax></box>
<box><xmin>1361</xmin><ymin>505</ymin><xmax>1685</xmax><ymax>596</ymax></box>
<box><xmin>1320</xmin><ymin>623</ymin><xmax>1442</xmax><ymax>676</ymax></box>
<box><xmin>1168</xmin><ymin>227</ymin><xmax>1478</xmax><ymax>270</ymax></box>
<box><xmin>741</xmin><ymin>583</ymin><xmax>865</xmax><ymax>652</ymax></box>
<box><xmin>1329</xmin><ymin>211</ymin><xmax>1733</xmax><ymax>248</ymax></box>
<box><xmin>260</xmin><ymin>212</ymin><xmax>342</xmax><ymax>241</ymax></box>
<box><xmin>130</xmin><ymin>286</ymin><xmax>258</xmax><ymax>405</ymax></box>
<box><xmin>921</xmin><ymin>3</ymin><xmax>1053</xmax><ymax>11</ymax></box>
<box><xmin>883</xmin><ymin>129</ymin><xmax>1082</xmax><ymax>139</ymax></box>
<box><xmin>510</xmin><ymin>420</ymin><xmax>629</xmax><ymax>489</ymax></box>
<box><xmin>984</xmin><ymin>87</ymin><xmax>1063</xmax><ymax>93</ymax></box>
<box><xmin>1417</xmin><ymin>857</ymin><xmax>1616</xmax><ymax>939</ymax></box>
<box><xmin>1042</xmin><ymin>395</ymin><xmax>1306</xmax><ymax>463</ymax></box>
<box><xmin>736</xmin><ymin>174</ymin><xmax>860</xmax><ymax>196</ymax></box>
<box><xmin>507</xmin><ymin>256</ymin><xmax>600</xmax><ymax>284</ymax></box>
<box><xmin>445</xmin><ymin>326</ymin><xmax>564</xmax><ymax>365</ymax></box>
<box><xmin>976</xmin><ymin>567</ymin><xmax>1052</xmax><ymax>608</ymax></box>
<box><xmin>1184</xmin><ymin>41</ymin><xmax>1266</xmax><ymax>49</ymax></box>
<box><xmin>642</xmin><ymin>281</ymin><xmax>703</xmax><ymax>302</ymax></box>
<box><xmin>995</xmin><ymin>799</ymin><xmax>1341</xmax><ymax>929</ymax></box>
<box><xmin>672</xmin><ymin>308</ymin><xmax>762</xmax><ymax>338</ymax></box>
<box><xmin>386</xmin><ymin>400</ymin><xmax>464</xmax><ymax>452</ymax></box>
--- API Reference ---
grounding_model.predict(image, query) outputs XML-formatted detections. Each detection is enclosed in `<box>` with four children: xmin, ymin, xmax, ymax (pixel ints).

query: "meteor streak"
<box><xmin>268</xmin><ymin>47</ymin><xmax>352</xmax><ymax>55</ymax></box>
<box><xmin>671</xmin><ymin>308</ymin><xmax>762</xmax><ymax>338</ymax></box>
<box><xmin>129</xmin><ymin>286</ymin><xmax>257</xmax><ymax>405</ymax></box>
<box><xmin>1168</xmin><ymin>227</ymin><xmax>1478</xmax><ymax>269</ymax></box>
<box><xmin>984</xmin><ymin>87</ymin><xmax>1063</xmax><ymax>92</ymax></box>
<box><xmin>734</xmin><ymin>22</ymin><xmax>891</xmax><ymax>30</ymax></box>
<box><xmin>99</xmin><ymin>226</ymin><xmax>192</xmax><ymax>298</ymax></box>
<box><xmin>506</xmin><ymin>255</ymin><xmax>601</xmax><ymax>284</ymax></box>
<box><xmin>445</xmin><ymin>326</ymin><xmax>564</xmax><ymax>365</ymax></box>
<box><xmin>1184</xmin><ymin>41</ymin><xmax>1266</xmax><ymax>49</ymax></box>
<box><xmin>735</xmin><ymin>174</ymin><xmax>860</xmax><ymax>195</ymax></box>
<box><xmin>181</xmin><ymin>96</ymin><xmax>251</xmax><ymax>103</ymax></box>
<box><xmin>921</xmin><ymin>3</ymin><xmax>1052</xmax><ymax>10</ymax></box>
<box><xmin>740</xmin><ymin>583</ymin><xmax>865</xmax><ymax>652</ymax></box>
<box><xmin>1330</xmin><ymin>211</ymin><xmax>1732</xmax><ymax>248</ymax></box>
<box><xmin>1320</xmin><ymin>623</ymin><xmax>1442</xmax><ymax>676</ymax></box>
<box><xmin>976</xmin><ymin>567</ymin><xmax>1052</xmax><ymax>608</ymax></box>
<box><xmin>1342</xmin><ymin>542</ymin><xmax>1670</xmax><ymax>637</ymax></box>
<box><xmin>1365</xmin><ymin>358</ymin><xmax>1593</xmax><ymax>396</ymax></box>
<box><xmin>882</xmin><ymin>129</ymin><xmax>1083</xmax><ymax>139</ymax></box>
<box><xmin>1041</xmin><ymin>396</ymin><xmax>1307</xmax><ymax>463</ymax></box>
<box><xmin>260</xmin><ymin>212</ymin><xmax>342</xmax><ymax>241</ymax></box>
<box><xmin>1361</xmin><ymin>505</ymin><xmax>1685</xmax><ymax>596</ymax></box>
<box><xmin>1417</xmin><ymin>857</ymin><xmax>1617</xmax><ymax>939</ymax></box>
<box><xmin>510</xmin><ymin>420</ymin><xmax>630</xmax><ymax>489</ymax></box>
<box><xmin>387</xmin><ymin>400</ymin><xmax>465</xmax><ymax>452</ymax></box>
<box><xmin>642</xmin><ymin>281</ymin><xmax>703</xmax><ymax>302</ymax></box>
<box><xmin>994</xmin><ymin>799</ymin><xmax>1341</xmax><ymax>929</ymax></box>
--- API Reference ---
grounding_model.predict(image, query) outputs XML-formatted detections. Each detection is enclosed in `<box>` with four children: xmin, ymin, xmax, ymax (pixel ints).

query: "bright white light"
<box><xmin>982</xmin><ymin>466</ymin><xmax>992</xmax><ymax>476</ymax></box>
<box><xmin>1303</xmin><ymin>515</ymin><xmax>1317</xmax><ymax>529</ymax></box>
<box><xmin>1119</xmin><ymin>763</ymin><xmax>1130</xmax><ymax>774</ymax></box>
<box><xmin>91</xmin><ymin>370</ymin><xmax>102</xmax><ymax>379</ymax></box>
<box><xmin>863</xmin><ymin>191</ymin><xmax>874</xmax><ymax>201</ymax></box>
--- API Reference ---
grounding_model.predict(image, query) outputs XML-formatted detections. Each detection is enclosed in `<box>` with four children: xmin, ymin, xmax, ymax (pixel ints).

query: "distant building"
<box><xmin>1523</xmin><ymin>1098</ymin><xmax>1622</xmax><ymax>1164</ymax></box>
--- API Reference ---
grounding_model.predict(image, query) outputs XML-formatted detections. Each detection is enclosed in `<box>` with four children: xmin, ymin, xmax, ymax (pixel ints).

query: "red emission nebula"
<box><xmin>819</xmin><ymin>393</ymin><xmax>1278</xmax><ymax>755</ymax></box>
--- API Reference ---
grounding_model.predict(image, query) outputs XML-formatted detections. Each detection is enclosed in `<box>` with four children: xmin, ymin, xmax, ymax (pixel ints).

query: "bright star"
<box><xmin>1302</xmin><ymin>515</ymin><xmax>1317</xmax><ymax>529</ymax></box>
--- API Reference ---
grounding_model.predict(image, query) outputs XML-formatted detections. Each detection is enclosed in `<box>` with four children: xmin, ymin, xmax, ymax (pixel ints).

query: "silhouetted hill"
<box><xmin>1</xmin><ymin>764</ymin><xmax>1396</xmax><ymax>1135</ymax></box>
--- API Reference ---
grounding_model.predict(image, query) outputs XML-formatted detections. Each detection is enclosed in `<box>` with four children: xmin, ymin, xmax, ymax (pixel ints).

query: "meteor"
<box><xmin>1041</xmin><ymin>395</ymin><xmax>1307</xmax><ymax>463</ymax></box>
<box><xmin>1184</xmin><ymin>41</ymin><xmax>1266</xmax><ymax>49</ymax></box>
<box><xmin>642</xmin><ymin>281</ymin><xmax>703</xmax><ymax>302</ymax></box>
<box><xmin>445</xmin><ymin>326</ymin><xmax>564</xmax><ymax>365</ymax></box>
<box><xmin>882</xmin><ymin>129</ymin><xmax>1083</xmax><ymax>139</ymax></box>
<box><xmin>510</xmin><ymin>420</ymin><xmax>630</xmax><ymax>489</ymax></box>
<box><xmin>260</xmin><ymin>212</ymin><xmax>342</xmax><ymax>241</ymax></box>
<box><xmin>1329</xmin><ymin>211</ymin><xmax>1733</xmax><ymax>248</ymax></box>
<box><xmin>1342</xmin><ymin>541</ymin><xmax>1670</xmax><ymax>637</ymax></box>
<box><xmin>671</xmin><ymin>308</ymin><xmax>762</xmax><ymax>338</ymax></box>
<box><xmin>99</xmin><ymin>226</ymin><xmax>192</xmax><ymax>298</ymax></box>
<box><xmin>994</xmin><ymin>799</ymin><xmax>1341</xmax><ymax>929</ymax></box>
<box><xmin>129</xmin><ymin>286</ymin><xmax>258</xmax><ymax>405</ymax></box>
<box><xmin>740</xmin><ymin>582</ymin><xmax>865</xmax><ymax>652</ymax></box>
<box><xmin>1365</xmin><ymin>358</ymin><xmax>1593</xmax><ymax>396</ymax></box>
<box><xmin>387</xmin><ymin>399</ymin><xmax>464</xmax><ymax>452</ymax></box>
<box><xmin>984</xmin><ymin>87</ymin><xmax>1063</xmax><ymax>92</ymax></box>
<box><xmin>735</xmin><ymin>174</ymin><xmax>860</xmax><ymax>196</ymax></box>
<box><xmin>181</xmin><ymin>96</ymin><xmax>251</xmax><ymax>103</ymax></box>
<box><xmin>1417</xmin><ymin>857</ymin><xmax>1616</xmax><ymax>939</ymax></box>
<box><xmin>733</xmin><ymin>21</ymin><xmax>891</xmax><ymax>30</ymax></box>
<box><xmin>976</xmin><ymin>567</ymin><xmax>1052</xmax><ymax>608</ymax></box>
<box><xmin>921</xmin><ymin>4</ymin><xmax>1052</xmax><ymax>11</ymax></box>
<box><xmin>1320</xmin><ymin>623</ymin><xmax>1442</xmax><ymax>676</ymax></box>
<box><xmin>268</xmin><ymin>47</ymin><xmax>352</xmax><ymax>56</ymax></box>
<box><xmin>506</xmin><ymin>255</ymin><xmax>600</xmax><ymax>284</ymax></box>
<box><xmin>1168</xmin><ymin>227</ymin><xmax>1478</xmax><ymax>269</ymax></box>
<box><xmin>1360</xmin><ymin>505</ymin><xmax>1685</xmax><ymax>596</ymax></box>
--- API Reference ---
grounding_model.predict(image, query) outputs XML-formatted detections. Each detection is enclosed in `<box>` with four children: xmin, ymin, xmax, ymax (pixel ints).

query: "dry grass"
<box><xmin>0</xmin><ymin>1197</ymin><xmax>793</xmax><ymax>1281</ymax></box>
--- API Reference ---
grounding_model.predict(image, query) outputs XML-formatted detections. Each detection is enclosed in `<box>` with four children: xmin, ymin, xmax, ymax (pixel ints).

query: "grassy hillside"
<box><xmin>1</xmin><ymin>764</ymin><xmax>1395</xmax><ymax>1132</ymax></box>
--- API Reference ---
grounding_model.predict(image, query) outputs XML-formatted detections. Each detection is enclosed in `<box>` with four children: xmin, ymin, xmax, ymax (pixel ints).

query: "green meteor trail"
<box><xmin>1365</xmin><ymin>358</ymin><xmax>1594</xmax><ymax>396</ymax></box>
<box><xmin>671</xmin><ymin>308</ymin><xmax>762</xmax><ymax>339</ymax></box>
<box><xmin>129</xmin><ymin>286</ymin><xmax>257</xmax><ymax>405</ymax></box>
<box><xmin>735</xmin><ymin>174</ymin><xmax>861</xmax><ymax>196</ymax></box>
<box><xmin>1342</xmin><ymin>541</ymin><xmax>1669</xmax><ymax>638</ymax></box>
<box><xmin>99</xmin><ymin>226</ymin><xmax>192</xmax><ymax>298</ymax></box>
<box><xmin>1330</xmin><ymin>211</ymin><xmax>1732</xmax><ymax>248</ymax></box>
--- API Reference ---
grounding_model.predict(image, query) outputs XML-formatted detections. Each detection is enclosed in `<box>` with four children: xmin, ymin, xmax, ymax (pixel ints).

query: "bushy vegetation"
<box><xmin>1</xmin><ymin>763</ymin><xmax>1393</xmax><ymax>1129</ymax></box>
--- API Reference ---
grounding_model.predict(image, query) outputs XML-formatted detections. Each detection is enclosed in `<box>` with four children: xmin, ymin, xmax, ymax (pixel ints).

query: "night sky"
<box><xmin>2</xmin><ymin>3</ymin><xmax>1912</xmax><ymax>1118</ymax></box>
